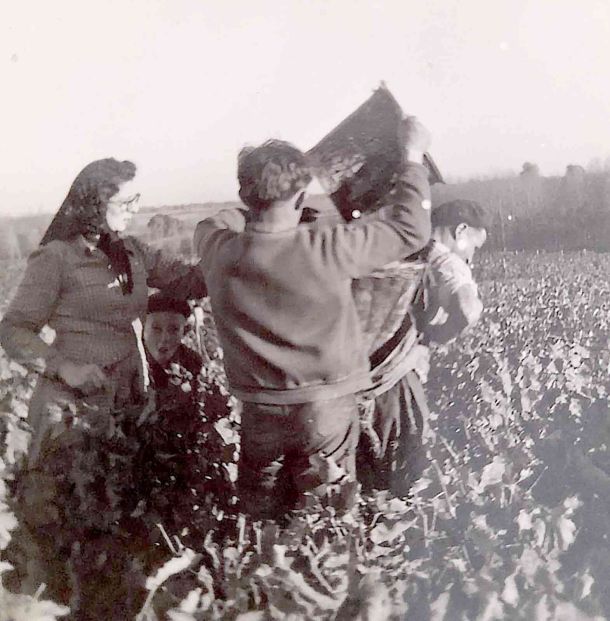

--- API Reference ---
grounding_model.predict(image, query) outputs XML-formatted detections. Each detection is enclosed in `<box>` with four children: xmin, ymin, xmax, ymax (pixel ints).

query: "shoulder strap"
<box><xmin>369</xmin><ymin>242</ymin><xmax>434</xmax><ymax>369</ymax></box>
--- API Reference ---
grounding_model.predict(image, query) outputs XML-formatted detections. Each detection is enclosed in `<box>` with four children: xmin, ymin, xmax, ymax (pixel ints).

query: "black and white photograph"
<box><xmin>0</xmin><ymin>1</ymin><xmax>609</xmax><ymax>619</ymax></box>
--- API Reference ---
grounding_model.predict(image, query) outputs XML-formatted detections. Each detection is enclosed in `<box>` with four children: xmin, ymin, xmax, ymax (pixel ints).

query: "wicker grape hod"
<box><xmin>307</xmin><ymin>84</ymin><xmax>443</xmax><ymax>397</ymax></box>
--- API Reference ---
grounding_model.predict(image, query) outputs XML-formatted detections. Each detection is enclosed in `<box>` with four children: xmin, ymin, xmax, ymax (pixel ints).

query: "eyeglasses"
<box><xmin>108</xmin><ymin>193</ymin><xmax>141</xmax><ymax>212</ymax></box>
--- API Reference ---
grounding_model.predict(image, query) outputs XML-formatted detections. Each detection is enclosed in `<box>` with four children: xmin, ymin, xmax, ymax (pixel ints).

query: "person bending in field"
<box><xmin>193</xmin><ymin>117</ymin><xmax>432</xmax><ymax>520</ymax></box>
<box><xmin>358</xmin><ymin>199</ymin><xmax>489</xmax><ymax>496</ymax></box>
<box><xmin>414</xmin><ymin>199</ymin><xmax>488</xmax><ymax>347</ymax></box>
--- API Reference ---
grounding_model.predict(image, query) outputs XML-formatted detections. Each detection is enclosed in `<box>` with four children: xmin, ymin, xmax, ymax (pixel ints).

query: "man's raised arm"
<box><xmin>193</xmin><ymin>207</ymin><xmax>247</xmax><ymax>263</ymax></box>
<box><xmin>314</xmin><ymin>117</ymin><xmax>433</xmax><ymax>278</ymax></box>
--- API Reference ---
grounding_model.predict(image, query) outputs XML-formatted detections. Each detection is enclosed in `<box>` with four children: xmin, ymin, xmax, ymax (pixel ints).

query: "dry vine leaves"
<box><xmin>0</xmin><ymin>252</ymin><xmax>609</xmax><ymax>620</ymax></box>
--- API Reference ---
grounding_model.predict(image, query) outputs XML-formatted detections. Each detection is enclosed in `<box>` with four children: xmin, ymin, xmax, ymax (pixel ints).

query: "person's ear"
<box><xmin>454</xmin><ymin>222</ymin><xmax>469</xmax><ymax>238</ymax></box>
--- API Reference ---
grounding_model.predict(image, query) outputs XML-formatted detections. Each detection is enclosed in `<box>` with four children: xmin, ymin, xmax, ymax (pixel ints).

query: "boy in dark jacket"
<box><xmin>194</xmin><ymin>117</ymin><xmax>432</xmax><ymax>519</ymax></box>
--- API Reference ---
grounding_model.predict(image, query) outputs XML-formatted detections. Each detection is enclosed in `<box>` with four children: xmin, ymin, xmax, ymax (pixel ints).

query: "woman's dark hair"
<box><xmin>237</xmin><ymin>140</ymin><xmax>312</xmax><ymax>212</ymax></box>
<box><xmin>431</xmin><ymin>200</ymin><xmax>489</xmax><ymax>236</ymax></box>
<box><xmin>40</xmin><ymin>158</ymin><xmax>136</xmax><ymax>245</ymax></box>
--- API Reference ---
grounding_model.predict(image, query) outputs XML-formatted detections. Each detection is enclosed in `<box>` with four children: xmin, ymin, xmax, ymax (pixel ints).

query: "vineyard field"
<box><xmin>0</xmin><ymin>250</ymin><xmax>609</xmax><ymax>620</ymax></box>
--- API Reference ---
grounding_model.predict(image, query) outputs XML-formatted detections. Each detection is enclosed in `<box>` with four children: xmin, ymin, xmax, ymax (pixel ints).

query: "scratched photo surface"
<box><xmin>0</xmin><ymin>1</ymin><xmax>609</xmax><ymax>620</ymax></box>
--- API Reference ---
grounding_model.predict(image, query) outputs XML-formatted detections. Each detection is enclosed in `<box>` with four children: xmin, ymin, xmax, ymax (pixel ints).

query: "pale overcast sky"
<box><xmin>1</xmin><ymin>0</ymin><xmax>609</xmax><ymax>214</ymax></box>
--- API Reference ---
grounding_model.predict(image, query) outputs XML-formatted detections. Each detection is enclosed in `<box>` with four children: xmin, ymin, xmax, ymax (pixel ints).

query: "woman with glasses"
<box><xmin>0</xmin><ymin>158</ymin><xmax>207</xmax><ymax>616</ymax></box>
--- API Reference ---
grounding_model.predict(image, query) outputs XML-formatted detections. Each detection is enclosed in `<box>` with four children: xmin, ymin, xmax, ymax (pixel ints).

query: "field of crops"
<box><xmin>0</xmin><ymin>251</ymin><xmax>609</xmax><ymax>620</ymax></box>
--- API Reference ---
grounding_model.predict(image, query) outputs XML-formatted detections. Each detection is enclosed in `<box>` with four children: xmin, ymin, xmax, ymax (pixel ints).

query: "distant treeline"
<box><xmin>432</xmin><ymin>164</ymin><xmax>610</xmax><ymax>251</ymax></box>
<box><xmin>3</xmin><ymin>164</ymin><xmax>610</xmax><ymax>259</ymax></box>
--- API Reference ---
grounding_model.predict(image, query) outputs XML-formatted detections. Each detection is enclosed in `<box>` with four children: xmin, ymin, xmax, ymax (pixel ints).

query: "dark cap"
<box><xmin>147</xmin><ymin>293</ymin><xmax>191</xmax><ymax>318</ymax></box>
<box><xmin>431</xmin><ymin>199</ymin><xmax>490</xmax><ymax>231</ymax></box>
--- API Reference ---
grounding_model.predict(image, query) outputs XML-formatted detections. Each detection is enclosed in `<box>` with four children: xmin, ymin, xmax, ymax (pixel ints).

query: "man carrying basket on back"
<box><xmin>308</xmin><ymin>85</ymin><xmax>487</xmax><ymax>496</ymax></box>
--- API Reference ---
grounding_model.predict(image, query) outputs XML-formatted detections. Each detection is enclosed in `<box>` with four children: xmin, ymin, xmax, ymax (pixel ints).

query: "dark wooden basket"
<box><xmin>307</xmin><ymin>83</ymin><xmax>436</xmax><ymax>353</ymax></box>
<box><xmin>306</xmin><ymin>83</ymin><xmax>443</xmax><ymax>220</ymax></box>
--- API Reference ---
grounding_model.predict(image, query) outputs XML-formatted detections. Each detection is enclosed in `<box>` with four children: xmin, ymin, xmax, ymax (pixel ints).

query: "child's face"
<box><xmin>144</xmin><ymin>311</ymin><xmax>187</xmax><ymax>365</ymax></box>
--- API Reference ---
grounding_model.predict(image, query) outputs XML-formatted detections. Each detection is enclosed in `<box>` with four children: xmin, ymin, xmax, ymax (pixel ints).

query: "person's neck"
<box><xmin>431</xmin><ymin>229</ymin><xmax>455</xmax><ymax>252</ymax></box>
<box><xmin>248</xmin><ymin>200</ymin><xmax>302</xmax><ymax>233</ymax></box>
<box><xmin>145</xmin><ymin>344</ymin><xmax>174</xmax><ymax>370</ymax></box>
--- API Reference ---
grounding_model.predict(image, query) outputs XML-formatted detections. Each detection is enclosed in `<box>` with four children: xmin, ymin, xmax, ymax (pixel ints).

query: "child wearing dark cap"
<box><xmin>143</xmin><ymin>292</ymin><xmax>203</xmax><ymax>404</ymax></box>
<box><xmin>134</xmin><ymin>293</ymin><xmax>207</xmax><ymax>532</ymax></box>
